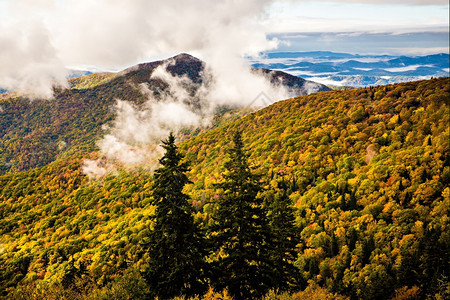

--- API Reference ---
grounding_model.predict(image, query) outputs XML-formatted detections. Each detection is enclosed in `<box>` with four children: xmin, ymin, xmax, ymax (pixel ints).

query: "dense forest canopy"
<box><xmin>0</xmin><ymin>77</ymin><xmax>449</xmax><ymax>299</ymax></box>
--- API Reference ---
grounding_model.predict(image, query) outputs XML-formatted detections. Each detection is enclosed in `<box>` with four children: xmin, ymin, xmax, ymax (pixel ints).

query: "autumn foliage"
<box><xmin>0</xmin><ymin>77</ymin><xmax>449</xmax><ymax>299</ymax></box>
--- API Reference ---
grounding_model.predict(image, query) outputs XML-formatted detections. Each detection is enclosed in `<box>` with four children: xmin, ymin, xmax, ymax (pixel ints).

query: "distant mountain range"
<box><xmin>249</xmin><ymin>51</ymin><xmax>450</xmax><ymax>87</ymax></box>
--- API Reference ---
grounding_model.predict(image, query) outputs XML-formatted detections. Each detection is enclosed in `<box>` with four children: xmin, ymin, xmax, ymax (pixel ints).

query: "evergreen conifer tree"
<box><xmin>267</xmin><ymin>191</ymin><xmax>303</xmax><ymax>292</ymax></box>
<box><xmin>145</xmin><ymin>133</ymin><xmax>205</xmax><ymax>299</ymax></box>
<box><xmin>209</xmin><ymin>131</ymin><xmax>273</xmax><ymax>299</ymax></box>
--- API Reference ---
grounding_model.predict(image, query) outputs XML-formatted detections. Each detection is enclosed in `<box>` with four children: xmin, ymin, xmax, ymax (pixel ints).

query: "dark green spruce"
<box><xmin>144</xmin><ymin>133</ymin><xmax>206</xmax><ymax>299</ymax></box>
<box><xmin>209</xmin><ymin>131</ymin><xmax>273</xmax><ymax>300</ymax></box>
<box><xmin>267</xmin><ymin>191</ymin><xmax>303</xmax><ymax>292</ymax></box>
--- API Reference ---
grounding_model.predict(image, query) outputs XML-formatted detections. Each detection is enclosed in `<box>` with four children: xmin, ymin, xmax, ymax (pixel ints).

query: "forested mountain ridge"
<box><xmin>0</xmin><ymin>77</ymin><xmax>448</xmax><ymax>299</ymax></box>
<box><xmin>0</xmin><ymin>54</ymin><xmax>330</xmax><ymax>174</ymax></box>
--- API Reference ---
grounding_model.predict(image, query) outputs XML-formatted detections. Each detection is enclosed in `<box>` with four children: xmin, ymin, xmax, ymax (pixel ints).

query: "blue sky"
<box><xmin>266</xmin><ymin>1</ymin><xmax>448</xmax><ymax>33</ymax></box>
<box><xmin>263</xmin><ymin>1</ymin><xmax>449</xmax><ymax>55</ymax></box>
<box><xmin>268</xmin><ymin>31</ymin><xmax>449</xmax><ymax>55</ymax></box>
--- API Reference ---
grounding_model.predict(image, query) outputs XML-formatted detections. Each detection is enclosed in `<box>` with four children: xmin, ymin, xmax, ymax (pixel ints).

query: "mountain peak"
<box><xmin>121</xmin><ymin>53</ymin><xmax>329</xmax><ymax>94</ymax></box>
<box><xmin>125</xmin><ymin>53</ymin><xmax>202</xmax><ymax>72</ymax></box>
<box><xmin>170</xmin><ymin>53</ymin><xmax>201</xmax><ymax>62</ymax></box>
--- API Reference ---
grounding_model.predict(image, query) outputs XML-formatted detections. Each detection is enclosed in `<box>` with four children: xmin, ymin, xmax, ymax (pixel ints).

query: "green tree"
<box><xmin>144</xmin><ymin>133</ymin><xmax>206</xmax><ymax>299</ymax></box>
<box><xmin>267</xmin><ymin>191</ymin><xmax>303</xmax><ymax>292</ymax></box>
<box><xmin>209</xmin><ymin>131</ymin><xmax>273</xmax><ymax>300</ymax></box>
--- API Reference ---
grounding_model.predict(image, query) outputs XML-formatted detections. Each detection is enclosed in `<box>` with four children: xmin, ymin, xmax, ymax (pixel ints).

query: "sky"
<box><xmin>0</xmin><ymin>0</ymin><xmax>448</xmax><ymax>98</ymax></box>
<box><xmin>265</xmin><ymin>1</ymin><xmax>448</xmax><ymax>33</ymax></box>
<box><xmin>268</xmin><ymin>31</ymin><xmax>449</xmax><ymax>55</ymax></box>
<box><xmin>264</xmin><ymin>0</ymin><xmax>449</xmax><ymax>55</ymax></box>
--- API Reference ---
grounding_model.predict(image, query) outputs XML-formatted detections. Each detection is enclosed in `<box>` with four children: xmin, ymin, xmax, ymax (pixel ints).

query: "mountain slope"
<box><xmin>0</xmin><ymin>54</ymin><xmax>329</xmax><ymax>174</ymax></box>
<box><xmin>182</xmin><ymin>77</ymin><xmax>449</xmax><ymax>205</ymax></box>
<box><xmin>0</xmin><ymin>77</ymin><xmax>448</xmax><ymax>299</ymax></box>
<box><xmin>180</xmin><ymin>78</ymin><xmax>449</xmax><ymax>298</ymax></box>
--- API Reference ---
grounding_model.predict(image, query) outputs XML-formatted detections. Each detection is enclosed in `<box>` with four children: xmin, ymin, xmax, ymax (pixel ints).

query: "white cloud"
<box><xmin>85</xmin><ymin>58</ymin><xmax>291</xmax><ymax>174</ymax></box>
<box><xmin>48</xmin><ymin>0</ymin><xmax>280</xmax><ymax>69</ymax></box>
<box><xmin>0</xmin><ymin>19</ymin><xmax>68</xmax><ymax>99</ymax></box>
<box><xmin>385</xmin><ymin>65</ymin><xmax>434</xmax><ymax>72</ymax></box>
<box><xmin>81</xmin><ymin>159</ymin><xmax>110</xmax><ymax>179</ymax></box>
<box><xmin>0</xmin><ymin>0</ymin><xmax>282</xmax><ymax>98</ymax></box>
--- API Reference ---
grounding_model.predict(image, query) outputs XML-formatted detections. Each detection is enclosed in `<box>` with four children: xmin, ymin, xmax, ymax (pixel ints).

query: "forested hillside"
<box><xmin>0</xmin><ymin>77</ymin><xmax>448</xmax><ymax>299</ymax></box>
<box><xmin>181</xmin><ymin>77</ymin><xmax>450</xmax><ymax>299</ymax></box>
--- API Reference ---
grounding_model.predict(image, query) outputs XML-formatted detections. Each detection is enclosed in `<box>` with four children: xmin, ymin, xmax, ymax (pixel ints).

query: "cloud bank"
<box><xmin>0</xmin><ymin>0</ymin><xmax>281</xmax><ymax>99</ymax></box>
<box><xmin>0</xmin><ymin>20</ymin><xmax>68</xmax><ymax>99</ymax></box>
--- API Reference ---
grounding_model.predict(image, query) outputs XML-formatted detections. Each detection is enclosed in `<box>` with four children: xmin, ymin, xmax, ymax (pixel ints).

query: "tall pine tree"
<box><xmin>144</xmin><ymin>133</ymin><xmax>206</xmax><ymax>299</ymax></box>
<box><xmin>267</xmin><ymin>191</ymin><xmax>303</xmax><ymax>292</ymax></box>
<box><xmin>209</xmin><ymin>131</ymin><xmax>273</xmax><ymax>300</ymax></box>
